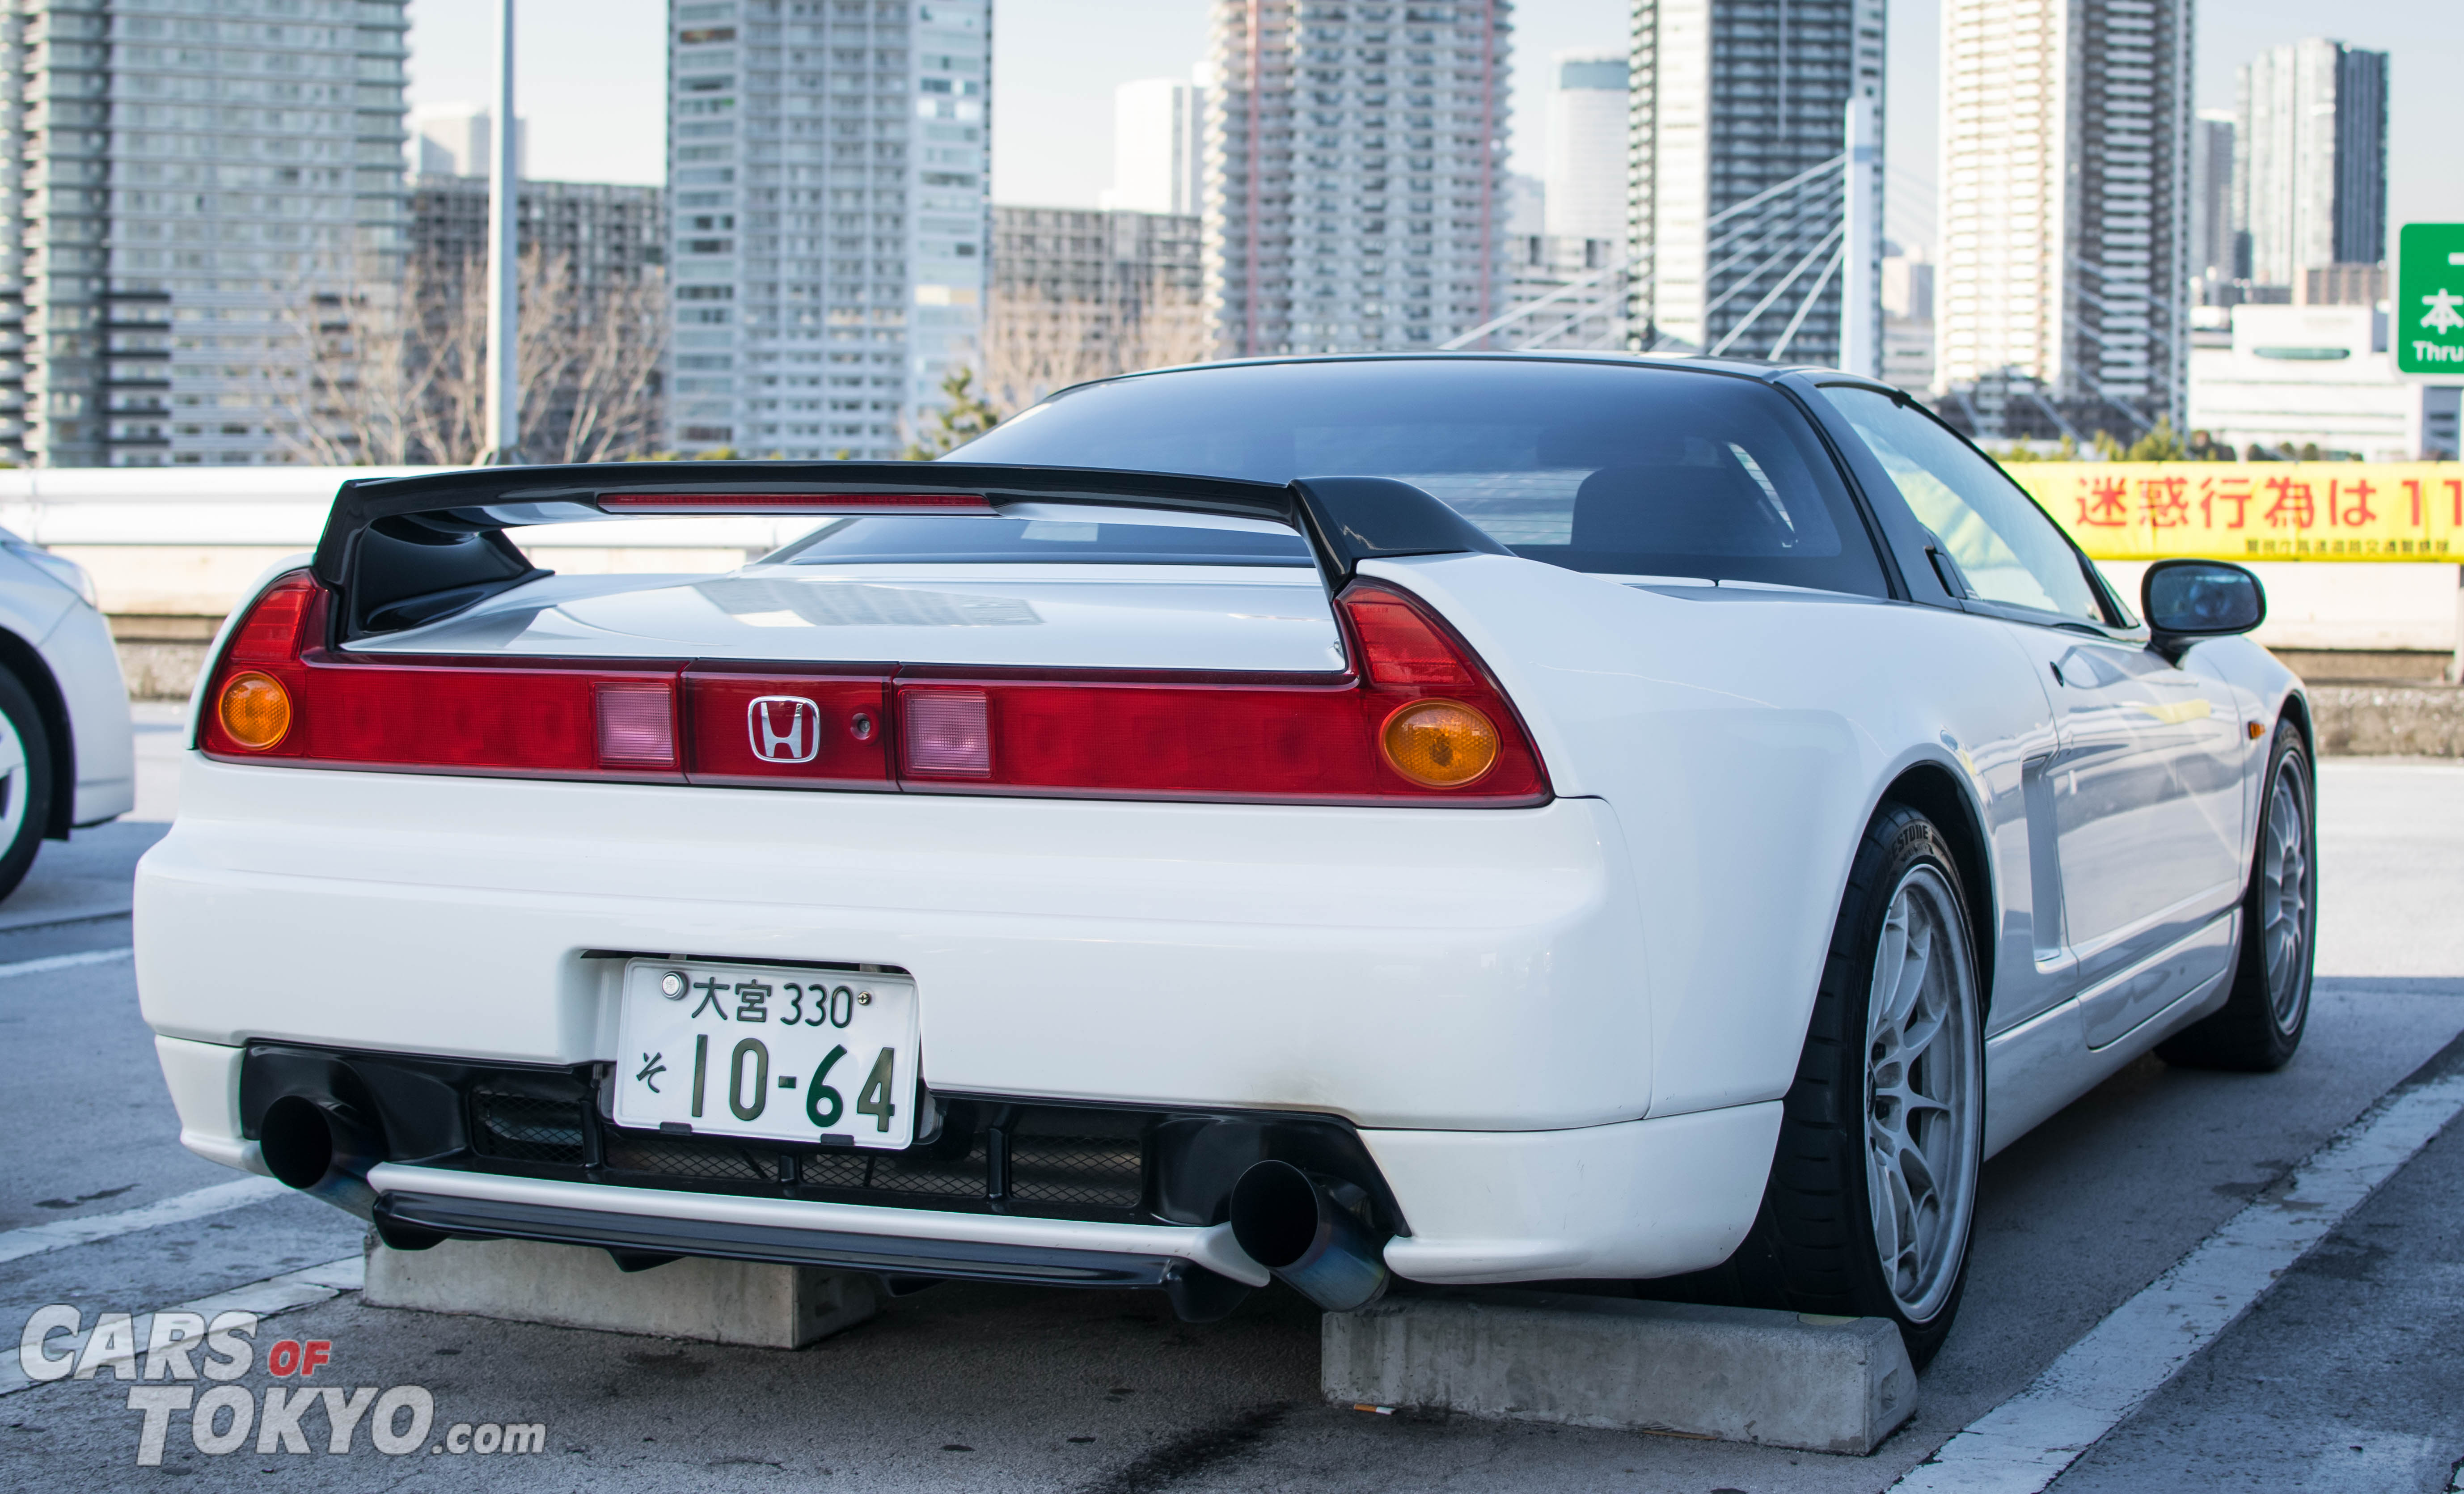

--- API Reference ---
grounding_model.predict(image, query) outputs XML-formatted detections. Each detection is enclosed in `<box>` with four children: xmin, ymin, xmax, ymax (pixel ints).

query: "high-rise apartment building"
<box><xmin>988</xmin><ymin>205</ymin><xmax>1204</xmax><ymax>405</ymax></box>
<box><xmin>665</xmin><ymin>0</ymin><xmax>990</xmax><ymax>461</ymax></box>
<box><xmin>408</xmin><ymin>176</ymin><xmax>666</xmax><ymax>294</ymax></box>
<box><xmin>406</xmin><ymin>102</ymin><xmax>527</xmax><ymax>180</ymax></box>
<box><xmin>1932</xmin><ymin>0</ymin><xmax>2193</xmax><ymax>441</ymax></box>
<box><xmin>2235</xmin><ymin>38</ymin><xmax>2386</xmax><ymax>297</ymax></box>
<box><xmin>1543</xmin><ymin>51</ymin><xmax>1625</xmax><ymax>249</ymax></box>
<box><xmin>0</xmin><ymin>0</ymin><xmax>410</xmax><ymax>467</ymax></box>
<box><xmin>1203</xmin><ymin>0</ymin><xmax>1512</xmax><ymax>358</ymax></box>
<box><xmin>1101</xmin><ymin>75</ymin><xmax>1205</xmax><ymax>216</ymax></box>
<box><xmin>2188</xmin><ymin>109</ymin><xmax>2236</xmax><ymax>300</ymax></box>
<box><xmin>1627</xmin><ymin>0</ymin><xmax>1887</xmax><ymax>368</ymax></box>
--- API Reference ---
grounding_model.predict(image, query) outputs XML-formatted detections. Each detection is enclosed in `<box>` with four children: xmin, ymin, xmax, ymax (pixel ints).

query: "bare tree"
<box><xmin>274</xmin><ymin>248</ymin><xmax>668</xmax><ymax>466</ymax></box>
<box><xmin>980</xmin><ymin>281</ymin><xmax>1211</xmax><ymax>418</ymax></box>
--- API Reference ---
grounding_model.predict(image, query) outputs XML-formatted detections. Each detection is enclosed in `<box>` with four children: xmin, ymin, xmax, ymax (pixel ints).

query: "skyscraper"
<box><xmin>1626</xmin><ymin>0</ymin><xmax>1887</xmax><ymax>368</ymax></box>
<box><xmin>1932</xmin><ymin>0</ymin><xmax>2193</xmax><ymax>441</ymax></box>
<box><xmin>406</xmin><ymin>103</ymin><xmax>528</xmax><ymax>181</ymax></box>
<box><xmin>0</xmin><ymin>0</ymin><xmax>411</xmax><ymax>467</ymax></box>
<box><xmin>2236</xmin><ymin>38</ymin><xmax>2387</xmax><ymax>298</ymax></box>
<box><xmin>1543</xmin><ymin>51</ymin><xmax>1625</xmax><ymax>249</ymax></box>
<box><xmin>665</xmin><ymin>0</ymin><xmax>990</xmax><ymax>461</ymax></box>
<box><xmin>1102</xmin><ymin>75</ymin><xmax>1206</xmax><ymax>217</ymax></box>
<box><xmin>2187</xmin><ymin>109</ymin><xmax>2236</xmax><ymax>302</ymax></box>
<box><xmin>1203</xmin><ymin>0</ymin><xmax>1512</xmax><ymax>358</ymax></box>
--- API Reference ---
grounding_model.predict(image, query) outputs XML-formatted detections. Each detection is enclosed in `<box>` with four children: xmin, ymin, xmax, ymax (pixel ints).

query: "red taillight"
<box><xmin>1342</xmin><ymin>586</ymin><xmax>1480</xmax><ymax>686</ymax></box>
<box><xmin>877</xmin><ymin>583</ymin><xmax>1547</xmax><ymax>804</ymax></box>
<box><xmin>200</xmin><ymin>572</ymin><xmax>1548</xmax><ymax>804</ymax></box>
<box><xmin>199</xmin><ymin>572</ymin><xmax>689</xmax><ymax>780</ymax></box>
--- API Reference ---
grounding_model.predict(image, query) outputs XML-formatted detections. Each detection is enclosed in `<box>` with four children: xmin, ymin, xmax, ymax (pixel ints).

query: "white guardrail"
<box><xmin>0</xmin><ymin>467</ymin><xmax>822</xmax><ymax>618</ymax></box>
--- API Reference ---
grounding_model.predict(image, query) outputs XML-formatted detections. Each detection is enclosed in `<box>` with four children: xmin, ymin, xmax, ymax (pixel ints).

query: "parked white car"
<box><xmin>136</xmin><ymin>356</ymin><xmax>2312</xmax><ymax>1363</ymax></box>
<box><xmin>0</xmin><ymin>529</ymin><xmax>132</xmax><ymax>897</ymax></box>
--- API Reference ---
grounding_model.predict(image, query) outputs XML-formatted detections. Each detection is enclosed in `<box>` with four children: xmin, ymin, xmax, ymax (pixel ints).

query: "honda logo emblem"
<box><xmin>748</xmin><ymin>696</ymin><xmax>822</xmax><ymax>764</ymax></box>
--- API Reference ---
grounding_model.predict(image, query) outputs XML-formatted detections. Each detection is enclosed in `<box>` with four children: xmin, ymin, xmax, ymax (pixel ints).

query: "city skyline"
<box><xmin>402</xmin><ymin>0</ymin><xmax>2464</xmax><ymax>253</ymax></box>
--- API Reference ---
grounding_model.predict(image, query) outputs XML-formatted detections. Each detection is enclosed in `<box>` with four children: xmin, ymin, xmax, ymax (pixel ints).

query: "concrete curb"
<box><xmin>2310</xmin><ymin>685</ymin><xmax>2464</xmax><ymax>757</ymax></box>
<box><xmin>362</xmin><ymin>1238</ymin><xmax>883</xmax><ymax>1349</ymax></box>
<box><xmin>1322</xmin><ymin>1290</ymin><xmax>1916</xmax><ymax>1455</ymax></box>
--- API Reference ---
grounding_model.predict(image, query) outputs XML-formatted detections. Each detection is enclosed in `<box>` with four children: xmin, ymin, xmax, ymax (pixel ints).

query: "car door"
<box><xmin>1814</xmin><ymin>386</ymin><xmax>2246</xmax><ymax>1047</ymax></box>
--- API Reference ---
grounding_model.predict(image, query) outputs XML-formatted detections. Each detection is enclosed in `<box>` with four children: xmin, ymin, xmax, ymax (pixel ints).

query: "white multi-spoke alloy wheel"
<box><xmin>0</xmin><ymin>664</ymin><xmax>51</xmax><ymax>903</ymax></box>
<box><xmin>2259</xmin><ymin>759</ymin><xmax>2311</xmax><ymax>1034</ymax></box>
<box><xmin>2159</xmin><ymin>720</ymin><xmax>2317</xmax><ymax>1072</ymax></box>
<box><xmin>1863</xmin><ymin>862</ymin><xmax>1982</xmax><ymax>1325</ymax></box>
<box><xmin>1708</xmin><ymin>801</ymin><xmax>1985</xmax><ymax>1369</ymax></box>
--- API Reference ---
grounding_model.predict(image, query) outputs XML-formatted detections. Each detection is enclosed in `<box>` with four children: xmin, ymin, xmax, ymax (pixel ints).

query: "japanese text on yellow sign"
<box><xmin>2009</xmin><ymin>464</ymin><xmax>2464</xmax><ymax>563</ymax></box>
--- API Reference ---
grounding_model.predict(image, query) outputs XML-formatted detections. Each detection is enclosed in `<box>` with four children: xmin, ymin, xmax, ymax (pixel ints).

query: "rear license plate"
<box><xmin>612</xmin><ymin>960</ymin><xmax>919</xmax><ymax>1150</ymax></box>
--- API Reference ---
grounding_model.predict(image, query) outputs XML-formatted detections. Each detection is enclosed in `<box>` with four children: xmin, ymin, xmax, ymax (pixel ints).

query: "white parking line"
<box><xmin>0</xmin><ymin>946</ymin><xmax>131</xmax><ymax>979</ymax></box>
<box><xmin>1893</xmin><ymin>1064</ymin><xmax>2464</xmax><ymax>1494</ymax></box>
<box><xmin>0</xmin><ymin>1254</ymin><xmax>362</xmax><ymax>1397</ymax></box>
<box><xmin>0</xmin><ymin>1176</ymin><xmax>287</xmax><ymax>1267</ymax></box>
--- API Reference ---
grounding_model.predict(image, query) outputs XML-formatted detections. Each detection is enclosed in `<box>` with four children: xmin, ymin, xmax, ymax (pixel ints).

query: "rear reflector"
<box><xmin>598</xmin><ymin>492</ymin><xmax>995</xmax><ymax>515</ymax></box>
<box><xmin>199</xmin><ymin>571</ymin><xmax>1548</xmax><ymax>805</ymax></box>
<box><xmin>593</xmin><ymin>684</ymin><xmax>678</xmax><ymax>769</ymax></box>
<box><xmin>901</xmin><ymin>689</ymin><xmax>992</xmax><ymax>778</ymax></box>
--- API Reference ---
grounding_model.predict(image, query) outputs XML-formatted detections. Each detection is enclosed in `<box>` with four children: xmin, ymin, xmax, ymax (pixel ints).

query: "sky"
<box><xmin>405</xmin><ymin>0</ymin><xmax>2463</xmax><ymax>254</ymax></box>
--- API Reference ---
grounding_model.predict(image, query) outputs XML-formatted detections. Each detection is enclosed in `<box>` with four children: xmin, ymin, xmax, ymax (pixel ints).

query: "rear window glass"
<box><xmin>953</xmin><ymin>358</ymin><xmax>1887</xmax><ymax>595</ymax></box>
<box><xmin>773</xmin><ymin>515</ymin><xmax>1312</xmax><ymax>567</ymax></box>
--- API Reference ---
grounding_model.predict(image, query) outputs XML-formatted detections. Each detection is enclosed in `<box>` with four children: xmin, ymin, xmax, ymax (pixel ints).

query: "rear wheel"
<box><xmin>0</xmin><ymin>665</ymin><xmax>53</xmax><ymax>904</ymax></box>
<box><xmin>2156</xmin><ymin>720</ymin><xmax>2315</xmax><ymax>1071</ymax></box>
<box><xmin>1693</xmin><ymin>805</ymin><xmax>1985</xmax><ymax>1369</ymax></box>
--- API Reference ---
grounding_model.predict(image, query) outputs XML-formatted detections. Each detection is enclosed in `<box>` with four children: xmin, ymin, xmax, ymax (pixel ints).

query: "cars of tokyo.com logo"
<box><xmin>17</xmin><ymin>1304</ymin><xmax>546</xmax><ymax>1464</ymax></box>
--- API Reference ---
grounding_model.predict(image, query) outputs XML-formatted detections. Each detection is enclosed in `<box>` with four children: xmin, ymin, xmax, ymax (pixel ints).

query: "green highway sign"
<box><xmin>2398</xmin><ymin>223</ymin><xmax>2464</xmax><ymax>376</ymax></box>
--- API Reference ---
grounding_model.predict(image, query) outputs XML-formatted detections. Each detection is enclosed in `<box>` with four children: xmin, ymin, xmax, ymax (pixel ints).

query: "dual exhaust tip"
<box><xmin>260</xmin><ymin>1092</ymin><xmax>1394</xmax><ymax>1312</ymax></box>
<box><xmin>258</xmin><ymin>1094</ymin><xmax>383</xmax><ymax>1219</ymax></box>
<box><xmin>1227</xmin><ymin>1160</ymin><xmax>1391</xmax><ymax>1312</ymax></box>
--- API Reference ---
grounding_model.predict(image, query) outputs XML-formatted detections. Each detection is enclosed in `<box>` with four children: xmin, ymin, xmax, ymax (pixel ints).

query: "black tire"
<box><xmin>1664</xmin><ymin>804</ymin><xmax>1986</xmax><ymax>1371</ymax></box>
<box><xmin>0</xmin><ymin>664</ymin><xmax>53</xmax><ymax>904</ymax></box>
<box><xmin>2156</xmin><ymin>720</ymin><xmax>2315</xmax><ymax>1072</ymax></box>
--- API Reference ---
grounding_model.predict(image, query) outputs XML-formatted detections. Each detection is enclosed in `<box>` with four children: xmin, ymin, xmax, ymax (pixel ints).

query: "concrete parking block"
<box><xmin>363</xmin><ymin>1237</ymin><xmax>883</xmax><ymax>1349</ymax></box>
<box><xmin>1321</xmin><ymin>1289</ymin><xmax>1916</xmax><ymax>1454</ymax></box>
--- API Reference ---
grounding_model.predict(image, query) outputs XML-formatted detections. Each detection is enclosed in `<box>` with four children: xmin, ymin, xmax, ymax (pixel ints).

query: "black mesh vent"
<box><xmin>1009</xmin><ymin>1134</ymin><xmax>1142</xmax><ymax>1210</ymax></box>
<box><xmin>470</xmin><ymin>1088</ymin><xmax>587</xmax><ymax>1165</ymax></box>
<box><xmin>868</xmin><ymin>1135</ymin><xmax>990</xmax><ymax>1197</ymax></box>
<box><xmin>602</xmin><ymin>1130</ymin><xmax>774</xmax><ymax>1182</ymax></box>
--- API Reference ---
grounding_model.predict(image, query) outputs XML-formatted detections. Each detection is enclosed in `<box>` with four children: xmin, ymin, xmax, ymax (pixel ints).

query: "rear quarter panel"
<box><xmin>1367</xmin><ymin>552</ymin><xmax>2058</xmax><ymax>1119</ymax></box>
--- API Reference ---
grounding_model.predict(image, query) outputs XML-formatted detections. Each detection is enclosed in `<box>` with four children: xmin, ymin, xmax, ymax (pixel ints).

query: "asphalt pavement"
<box><xmin>2</xmin><ymin>712</ymin><xmax>2460</xmax><ymax>1491</ymax></box>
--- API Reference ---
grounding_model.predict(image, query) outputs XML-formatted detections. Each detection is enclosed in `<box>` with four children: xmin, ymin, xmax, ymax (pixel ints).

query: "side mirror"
<box><xmin>2142</xmin><ymin>559</ymin><xmax>2265</xmax><ymax>659</ymax></box>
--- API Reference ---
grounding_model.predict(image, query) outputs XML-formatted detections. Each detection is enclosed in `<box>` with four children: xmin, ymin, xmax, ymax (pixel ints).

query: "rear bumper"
<box><xmin>156</xmin><ymin>1034</ymin><xmax>1778</xmax><ymax>1289</ymax></box>
<box><xmin>137</xmin><ymin>755</ymin><xmax>1649</xmax><ymax>1131</ymax></box>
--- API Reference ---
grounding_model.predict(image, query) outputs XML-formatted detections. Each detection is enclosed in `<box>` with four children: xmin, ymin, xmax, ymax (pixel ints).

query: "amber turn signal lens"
<box><xmin>1379</xmin><ymin>698</ymin><xmax>1500</xmax><ymax>788</ymax></box>
<box><xmin>218</xmin><ymin>671</ymin><xmax>292</xmax><ymax>751</ymax></box>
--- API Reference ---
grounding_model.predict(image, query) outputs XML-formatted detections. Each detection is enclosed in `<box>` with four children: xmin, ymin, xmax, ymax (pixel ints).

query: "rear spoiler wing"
<box><xmin>312</xmin><ymin>460</ymin><xmax>1507</xmax><ymax>640</ymax></box>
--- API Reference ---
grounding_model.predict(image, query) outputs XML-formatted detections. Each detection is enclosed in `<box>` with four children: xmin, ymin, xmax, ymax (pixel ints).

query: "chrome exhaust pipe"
<box><xmin>258</xmin><ymin>1093</ymin><xmax>383</xmax><ymax>1220</ymax></box>
<box><xmin>1228</xmin><ymin>1160</ymin><xmax>1391</xmax><ymax>1312</ymax></box>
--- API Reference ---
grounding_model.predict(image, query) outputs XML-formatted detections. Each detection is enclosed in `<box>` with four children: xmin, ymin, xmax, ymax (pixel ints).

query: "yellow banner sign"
<box><xmin>2008</xmin><ymin>463</ymin><xmax>2464</xmax><ymax>562</ymax></box>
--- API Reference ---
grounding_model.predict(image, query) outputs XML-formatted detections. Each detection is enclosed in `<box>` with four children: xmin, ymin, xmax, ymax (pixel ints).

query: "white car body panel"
<box><xmin>139</xmin><ymin>759</ymin><xmax>1648</xmax><ymax>1131</ymax></box>
<box><xmin>0</xmin><ymin>544</ymin><xmax>133</xmax><ymax>827</ymax></box>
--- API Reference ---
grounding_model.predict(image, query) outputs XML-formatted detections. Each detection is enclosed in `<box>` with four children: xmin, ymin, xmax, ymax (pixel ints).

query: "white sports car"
<box><xmin>137</xmin><ymin>356</ymin><xmax>2312</xmax><ymax>1363</ymax></box>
